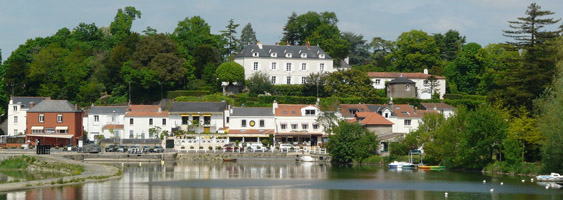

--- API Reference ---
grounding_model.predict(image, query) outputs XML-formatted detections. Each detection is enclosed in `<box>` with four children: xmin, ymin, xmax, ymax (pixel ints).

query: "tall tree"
<box><xmin>172</xmin><ymin>16</ymin><xmax>221</xmax><ymax>60</ymax></box>
<box><xmin>240</xmin><ymin>23</ymin><xmax>258</xmax><ymax>46</ymax></box>
<box><xmin>109</xmin><ymin>7</ymin><xmax>141</xmax><ymax>45</ymax></box>
<box><xmin>444</xmin><ymin>42</ymin><xmax>485</xmax><ymax>94</ymax></box>
<box><xmin>387</xmin><ymin>30</ymin><xmax>442</xmax><ymax>74</ymax></box>
<box><xmin>281</xmin><ymin>12</ymin><xmax>299</xmax><ymax>45</ymax></box>
<box><xmin>341</xmin><ymin>32</ymin><xmax>370</xmax><ymax>65</ymax></box>
<box><xmin>220</xmin><ymin>19</ymin><xmax>240</xmax><ymax>55</ymax></box>
<box><xmin>500</xmin><ymin>3</ymin><xmax>561</xmax><ymax>112</ymax></box>
<box><xmin>323</xmin><ymin>69</ymin><xmax>377</xmax><ymax>98</ymax></box>
<box><xmin>434</xmin><ymin>30</ymin><xmax>466</xmax><ymax>61</ymax></box>
<box><xmin>369</xmin><ymin>37</ymin><xmax>395</xmax><ymax>69</ymax></box>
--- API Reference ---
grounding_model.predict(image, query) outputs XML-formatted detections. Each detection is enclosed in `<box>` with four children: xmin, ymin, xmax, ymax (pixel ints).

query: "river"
<box><xmin>1</xmin><ymin>161</ymin><xmax>562</xmax><ymax>200</ymax></box>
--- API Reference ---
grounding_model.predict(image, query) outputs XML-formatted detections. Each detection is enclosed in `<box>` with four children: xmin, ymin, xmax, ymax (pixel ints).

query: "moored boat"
<box><xmin>301</xmin><ymin>156</ymin><xmax>314</xmax><ymax>162</ymax></box>
<box><xmin>536</xmin><ymin>173</ymin><xmax>563</xmax><ymax>182</ymax></box>
<box><xmin>389</xmin><ymin>161</ymin><xmax>415</xmax><ymax>169</ymax></box>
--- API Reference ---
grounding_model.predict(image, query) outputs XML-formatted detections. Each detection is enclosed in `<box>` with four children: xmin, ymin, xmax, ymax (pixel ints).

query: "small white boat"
<box><xmin>389</xmin><ymin>161</ymin><xmax>416</xmax><ymax>169</ymax></box>
<box><xmin>536</xmin><ymin>173</ymin><xmax>563</xmax><ymax>182</ymax></box>
<box><xmin>300</xmin><ymin>156</ymin><xmax>314</xmax><ymax>162</ymax></box>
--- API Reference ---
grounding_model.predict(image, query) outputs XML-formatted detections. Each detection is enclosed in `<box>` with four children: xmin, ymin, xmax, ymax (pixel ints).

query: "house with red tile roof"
<box><xmin>368</xmin><ymin>69</ymin><xmax>446</xmax><ymax>99</ymax></box>
<box><xmin>420</xmin><ymin>103</ymin><xmax>455</xmax><ymax>118</ymax></box>
<box><xmin>273</xmin><ymin>101</ymin><xmax>324</xmax><ymax>146</ymax></box>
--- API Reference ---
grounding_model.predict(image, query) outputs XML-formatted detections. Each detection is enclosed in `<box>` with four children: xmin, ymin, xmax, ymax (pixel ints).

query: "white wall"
<box><xmin>86</xmin><ymin>113</ymin><xmax>125</xmax><ymax>141</ymax></box>
<box><xmin>229</xmin><ymin>116</ymin><xmax>275</xmax><ymax>130</ymax></box>
<box><xmin>389</xmin><ymin>117</ymin><xmax>421</xmax><ymax>134</ymax></box>
<box><xmin>234</xmin><ymin>57</ymin><xmax>335</xmax><ymax>85</ymax></box>
<box><xmin>169</xmin><ymin>113</ymin><xmax>225</xmax><ymax>133</ymax></box>
<box><xmin>124</xmin><ymin>116</ymin><xmax>170</xmax><ymax>139</ymax></box>
<box><xmin>7</xmin><ymin>101</ymin><xmax>27</xmax><ymax>136</ymax></box>
<box><xmin>371</xmin><ymin>78</ymin><xmax>446</xmax><ymax>99</ymax></box>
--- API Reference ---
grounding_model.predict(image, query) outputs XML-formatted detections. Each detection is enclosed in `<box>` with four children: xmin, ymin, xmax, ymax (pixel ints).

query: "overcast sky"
<box><xmin>1</xmin><ymin>0</ymin><xmax>562</xmax><ymax>61</ymax></box>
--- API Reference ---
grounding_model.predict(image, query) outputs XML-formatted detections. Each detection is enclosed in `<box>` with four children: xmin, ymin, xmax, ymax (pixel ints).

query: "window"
<box><xmin>286</xmin><ymin>63</ymin><xmax>292</xmax><ymax>71</ymax></box>
<box><xmin>46</xmin><ymin>128</ymin><xmax>54</xmax><ymax>134</ymax></box>
<box><xmin>32</xmin><ymin>129</ymin><xmax>43</xmax><ymax>134</ymax></box>
<box><xmin>94</xmin><ymin>115</ymin><xmax>99</xmax><ymax>122</ymax></box>
<box><xmin>286</xmin><ymin>77</ymin><xmax>291</xmax><ymax>84</ymax></box>
<box><xmin>404</xmin><ymin>119</ymin><xmax>412</xmax><ymax>126</ymax></box>
<box><xmin>129</xmin><ymin>130</ymin><xmax>134</xmax><ymax>138</ymax></box>
<box><xmin>313</xmin><ymin>124</ymin><xmax>319</xmax><ymax>129</ymax></box>
<box><xmin>253</xmin><ymin>62</ymin><xmax>259</xmax><ymax>70</ymax></box>
<box><xmin>130</xmin><ymin>118</ymin><xmax>134</xmax><ymax>125</ymax></box>
<box><xmin>349</xmin><ymin>109</ymin><xmax>359</xmax><ymax>115</ymax></box>
<box><xmin>56</xmin><ymin>129</ymin><xmax>68</xmax><ymax>134</ymax></box>
<box><xmin>14</xmin><ymin>129</ymin><xmax>17</xmax><ymax>135</ymax></box>
<box><xmin>320</xmin><ymin>63</ymin><xmax>325</xmax><ymax>72</ymax></box>
<box><xmin>259</xmin><ymin>120</ymin><xmax>265</xmax><ymax>127</ymax></box>
<box><xmin>252</xmin><ymin>52</ymin><xmax>259</xmax><ymax>57</ymax></box>
<box><xmin>301</xmin><ymin>53</ymin><xmax>307</xmax><ymax>58</ymax></box>
<box><xmin>226</xmin><ymin>117</ymin><xmax>229</xmax><ymax>123</ymax></box>
<box><xmin>271</xmin><ymin>62</ymin><xmax>277</xmax><ymax>70</ymax></box>
<box><xmin>302</xmin><ymin>123</ymin><xmax>308</xmax><ymax>129</ymax></box>
<box><xmin>14</xmin><ymin>116</ymin><xmax>18</xmax><ymax>124</ymax></box>
<box><xmin>319</xmin><ymin>54</ymin><xmax>325</xmax><ymax>59</ymax></box>
<box><xmin>182</xmin><ymin>116</ymin><xmax>189</xmax><ymax>125</ymax></box>
<box><xmin>406</xmin><ymin>85</ymin><xmax>410</xmax><ymax>91</ymax></box>
<box><xmin>291</xmin><ymin>124</ymin><xmax>297</xmax><ymax>129</ymax></box>
<box><xmin>204</xmin><ymin>116</ymin><xmax>211</xmax><ymax>125</ymax></box>
<box><xmin>13</xmin><ymin>106</ymin><xmax>17</xmax><ymax>111</ymax></box>
<box><xmin>281</xmin><ymin>124</ymin><xmax>287</xmax><ymax>130</ymax></box>
<box><xmin>242</xmin><ymin>120</ymin><xmax>247</xmax><ymax>127</ymax></box>
<box><xmin>384</xmin><ymin>113</ymin><xmax>389</xmax><ymax>118</ymax></box>
<box><xmin>286</xmin><ymin>53</ymin><xmax>292</xmax><ymax>58</ymax></box>
<box><xmin>305</xmin><ymin>109</ymin><xmax>316</xmax><ymax>116</ymax></box>
<box><xmin>301</xmin><ymin>63</ymin><xmax>307</xmax><ymax>70</ymax></box>
<box><xmin>57</xmin><ymin>114</ymin><xmax>63</xmax><ymax>123</ymax></box>
<box><xmin>39</xmin><ymin>114</ymin><xmax>45</xmax><ymax>123</ymax></box>
<box><xmin>112</xmin><ymin>116</ymin><xmax>116</xmax><ymax>123</ymax></box>
<box><xmin>149</xmin><ymin>118</ymin><xmax>153</xmax><ymax>125</ymax></box>
<box><xmin>302</xmin><ymin>77</ymin><xmax>306</xmax><ymax>84</ymax></box>
<box><xmin>162</xmin><ymin>119</ymin><xmax>166</xmax><ymax>126</ymax></box>
<box><xmin>271</xmin><ymin>53</ymin><xmax>277</xmax><ymax>57</ymax></box>
<box><xmin>375</xmin><ymin>79</ymin><xmax>381</xmax><ymax>85</ymax></box>
<box><xmin>271</xmin><ymin>76</ymin><xmax>276</xmax><ymax>84</ymax></box>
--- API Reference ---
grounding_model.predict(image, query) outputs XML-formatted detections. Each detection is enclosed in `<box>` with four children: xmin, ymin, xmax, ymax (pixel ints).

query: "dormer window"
<box><xmin>305</xmin><ymin>109</ymin><xmax>316</xmax><ymax>116</ymax></box>
<box><xmin>286</xmin><ymin>53</ymin><xmax>292</xmax><ymax>58</ymax></box>
<box><xmin>301</xmin><ymin>53</ymin><xmax>307</xmax><ymax>58</ymax></box>
<box><xmin>349</xmin><ymin>109</ymin><xmax>359</xmax><ymax>114</ymax></box>
<box><xmin>271</xmin><ymin>53</ymin><xmax>277</xmax><ymax>57</ymax></box>
<box><xmin>319</xmin><ymin>54</ymin><xmax>325</xmax><ymax>59</ymax></box>
<box><xmin>252</xmin><ymin>52</ymin><xmax>259</xmax><ymax>57</ymax></box>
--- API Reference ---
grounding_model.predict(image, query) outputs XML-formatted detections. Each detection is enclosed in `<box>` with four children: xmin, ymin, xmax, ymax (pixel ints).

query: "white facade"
<box><xmin>274</xmin><ymin>106</ymin><xmax>323</xmax><ymax>135</ymax></box>
<box><xmin>124</xmin><ymin>116</ymin><xmax>170</xmax><ymax>139</ymax></box>
<box><xmin>7</xmin><ymin>97</ymin><xmax>48</xmax><ymax>136</ymax></box>
<box><xmin>87</xmin><ymin>113</ymin><xmax>125</xmax><ymax>140</ymax></box>
<box><xmin>229</xmin><ymin>115</ymin><xmax>276</xmax><ymax>131</ymax></box>
<box><xmin>169</xmin><ymin>113</ymin><xmax>226</xmax><ymax>133</ymax></box>
<box><xmin>369</xmin><ymin>70</ymin><xmax>447</xmax><ymax>99</ymax></box>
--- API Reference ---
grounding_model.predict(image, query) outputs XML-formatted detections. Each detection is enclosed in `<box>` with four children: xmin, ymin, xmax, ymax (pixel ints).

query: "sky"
<box><xmin>1</xmin><ymin>0</ymin><xmax>562</xmax><ymax>62</ymax></box>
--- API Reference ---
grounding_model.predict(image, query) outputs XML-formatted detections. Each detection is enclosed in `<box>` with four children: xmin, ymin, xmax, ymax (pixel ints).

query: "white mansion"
<box><xmin>234</xmin><ymin>42</ymin><xmax>336</xmax><ymax>85</ymax></box>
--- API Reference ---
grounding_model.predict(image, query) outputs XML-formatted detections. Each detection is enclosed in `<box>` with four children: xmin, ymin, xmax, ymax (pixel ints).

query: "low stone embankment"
<box><xmin>176</xmin><ymin>152</ymin><xmax>331</xmax><ymax>162</ymax></box>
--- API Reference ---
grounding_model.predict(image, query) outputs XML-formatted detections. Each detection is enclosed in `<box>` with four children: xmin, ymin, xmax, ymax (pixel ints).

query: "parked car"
<box><xmin>223</xmin><ymin>143</ymin><xmax>243</xmax><ymax>152</ymax></box>
<box><xmin>63</xmin><ymin>145</ymin><xmax>76</xmax><ymax>152</ymax></box>
<box><xmin>247</xmin><ymin>143</ymin><xmax>266</xmax><ymax>152</ymax></box>
<box><xmin>128</xmin><ymin>145</ymin><xmax>142</xmax><ymax>154</ymax></box>
<box><xmin>105</xmin><ymin>144</ymin><xmax>117</xmax><ymax>152</ymax></box>
<box><xmin>152</xmin><ymin>146</ymin><xmax>164</xmax><ymax>153</ymax></box>
<box><xmin>83</xmin><ymin>144</ymin><xmax>102</xmax><ymax>153</ymax></box>
<box><xmin>117</xmin><ymin>145</ymin><xmax>125</xmax><ymax>152</ymax></box>
<box><xmin>142</xmin><ymin>146</ymin><xmax>151</xmax><ymax>153</ymax></box>
<box><xmin>279</xmin><ymin>144</ymin><xmax>295</xmax><ymax>152</ymax></box>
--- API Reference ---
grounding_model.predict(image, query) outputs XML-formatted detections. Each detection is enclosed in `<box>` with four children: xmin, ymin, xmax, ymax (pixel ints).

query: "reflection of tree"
<box><xmin>422</xmin><ymin>75</ymin><xmax>440</xmax><ymax>100</ymax></box>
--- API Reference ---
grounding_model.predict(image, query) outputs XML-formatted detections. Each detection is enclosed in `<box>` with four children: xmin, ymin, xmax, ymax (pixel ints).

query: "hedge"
<box><xmin>167</xmin><ymin>90</ymin><xmax>210</xmax><ymax>98</ymax></box>
<box><xmin>273</xmin><ymin>85</ymin><xmax>305</xmax><ymax>96</ymax></box>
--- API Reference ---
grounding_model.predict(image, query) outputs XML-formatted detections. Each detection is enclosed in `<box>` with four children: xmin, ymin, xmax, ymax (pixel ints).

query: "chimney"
<box><xmin>275</xmin><ymin>42</ymin><xmax>279</xmax><ymax>46</ymax></box>
<box><xmin>30</xmin><ymin>102</ymin><xmax>35</xmax><ymax>108</ymax></box>
<box><xmin>306</xmin><ymin>41</ymin><xmax>311</xmax><ymax>49</ymax></box>
<box><xmin>286</xmin><ymin>41</ymin><xmax>290</xmax><ymax>46</ymax></box>
<box><xmin>257</xmin><ymin>41</ymin><xmax>263</xmax><ymax>49</ymax></box>
<box><xmin>273</xmin><ymin>100</ymin><xmax>278</xmax><ymax>114</ymax></box>
<box><xmin>423</xmin><ymin>68</ymin><xmax>428</xmax><ymax>74</ymax></box>
<box><xmin>75</xmin><ymin>104</ymin><xmax>79</xmax><ymax>110</ymax></box>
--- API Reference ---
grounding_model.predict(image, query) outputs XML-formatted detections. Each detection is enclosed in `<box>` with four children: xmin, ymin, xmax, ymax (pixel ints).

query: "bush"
<box><xmin>167</xmin><ymin>90</ymin><xmax>210</xmax><ymax>98</ymax></box>
<box><xmin>273</xmin><ymin>85</ymin><xmax>304</xmax><ymax>96</ymax></box>
<box><xmin>327</xmin><ymin>121</ymin><xmax>378</xmax><ymax>163</ymax></box>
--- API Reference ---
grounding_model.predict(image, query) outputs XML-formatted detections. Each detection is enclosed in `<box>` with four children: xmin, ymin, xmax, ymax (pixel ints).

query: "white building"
<box><xmin>168</xmin><ymin>102</ymin><xmax>228</xmax><ymax>134</ymax></box>
<box><xmin>273</xmin><ymin>102</ymin><xmax>324</xmax><ymax>146</ymax></box>
<box><xmin>85</xmin><ymin>106</ymin><xmax>127</xmax><ymax>141</ymax></box>
<box><xmin>420</xmin><ymin>103</ymin><xmax>455</xmax><ymax>119</ymax></box>
<box><xmin>228</xmin><ymin>107</ymin><xmax>275</xmax><ymax>143</ymax></box>
<box><xmin>7</xmin><ymin>97</ymin><xmax>49</xmax><ymax>136</ymax></box>
<box><xmin>124</xmin><ymin>105</ymin><xmax>170</xmax><ymax>139</ymax></box>
<box><xmin>234</xmin><ymin>42</ymin><xmax>336</xmax><ymax>85</ymax></box>
<box><xmin>368</xmin><ymin>69</ymin><xmax>447</xmax><ymax>99</ymax></box>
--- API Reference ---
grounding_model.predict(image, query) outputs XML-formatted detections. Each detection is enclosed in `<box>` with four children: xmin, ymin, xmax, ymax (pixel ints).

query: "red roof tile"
<box><xmin>420</xmin><ymin>103</ymin><xmax>454</xmax><ymax>110</ymax></box>
<box><xmin>339</xmin><ymin>104</ymin><xmax>370</xmax><ymax>118</ymax></box>
<box><xmin>368</xmin><ymin>72</ymin><xmax>445</xmax><ymax>79</ymax></box>
<box><xmin>125</xmin><ymin>111</ymin><xmax>169</xmax><ymax>117</ymax></box>
<box><xmin>128</xmin><ymin>105</ymin><xmax>161</xmax><ymax>112</ymax></box>
<box><xmin>355</xmin><ymin>112</ymin><xmax>393</xmax><ymax>125</ymax></box>
<box><xmin>274</xmin><ymin>104</ymin><xmax>315</xmax><ymax>116</ymax></box>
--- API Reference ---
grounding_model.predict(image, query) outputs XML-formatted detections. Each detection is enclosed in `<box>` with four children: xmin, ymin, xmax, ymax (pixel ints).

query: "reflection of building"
<box><xmin>7</xmin><ymin>96</ymin><xmax>49</xmax><ymax>136</ymax></box>
<box><xmin>368</xmin><ymin>69</ymin><xmax>446</xmax><ymax>99</ymax></box>
<box><xmin>85</xmin><ymin>106</ymin><xmax>127</xmax><ymax>141</ymax></box>
<box><xmin>26</xmin><ymin>100</ymin><xmax>83</xmax><ymax>146</ymax></box>
<box><xmin>169</xmin><ymin>102</ymin><xmax>228</xmax><ymax>134</ymax></box>
<box><xmin>273</xmin><ymin>101</ymin><xmax>323</xmax><ymax>146</ymax></box>
<box><xmin>124</xmin><ymin>105</ymin><xmax>169</xmax><ymax>139</ymax></box>
<box><xmin>234</xmin><ymin>42</ymin><xmax>336</xmax><ymax>85</ymax></box>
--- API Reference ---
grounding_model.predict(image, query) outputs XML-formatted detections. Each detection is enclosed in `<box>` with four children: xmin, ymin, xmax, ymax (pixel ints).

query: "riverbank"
<box><xmin>0</xmin><ymin>154</ymin><xmax>121</xmax><ymax>193</ymax></box>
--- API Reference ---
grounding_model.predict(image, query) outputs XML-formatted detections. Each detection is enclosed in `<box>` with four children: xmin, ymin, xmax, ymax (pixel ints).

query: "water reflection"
<box><xmin>1</xmin><ymin>161</ymin><xmax>562</xmax><ymax>200</ymax></box>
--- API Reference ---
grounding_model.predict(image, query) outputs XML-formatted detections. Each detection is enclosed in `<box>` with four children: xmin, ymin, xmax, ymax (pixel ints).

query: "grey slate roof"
<box><xmin>169</xmin><ymin>102</ymin><xmax>227</xmax><ymax>113</ymax></box>
<box><xmin>88</xmin><ymin>106</ymin><xmax>128</xmax><ymax>115</ymax></box>
<box><xmin>234</xmin><ymin>44</ymin><xmax>332</xmax><ymax>59</ymax></box>
<box><xmin>388</xmin><ymin>76</ymin><xmax>415</xmax><ymax>84</ymax></box>
<box><xmin>28</xmin><ymin>100</ymin><xmax>80</xmax><ymax>113</ymax></box>
<box><xmin>12</xmin><ymin>97</ymin><xmax>49</xmax><ymax>109</ymax></box>
<box><xmin>231</xmin><ymin>107</ymin><xmax>273</xmax><ymax>117</ymax></box>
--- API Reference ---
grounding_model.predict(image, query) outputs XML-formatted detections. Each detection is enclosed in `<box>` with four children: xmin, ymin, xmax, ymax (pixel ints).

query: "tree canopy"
<box><xmin>216</xmin><ymin>62</ymin><xmax>244</xmax><ymax>83</ymax></box>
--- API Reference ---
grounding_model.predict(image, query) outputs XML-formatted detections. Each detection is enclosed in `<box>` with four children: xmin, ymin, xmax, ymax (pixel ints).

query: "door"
<box><xmin>204</xmin><ymin>127</ymin><xmax>210</xmax><ymax>133</ymax></box>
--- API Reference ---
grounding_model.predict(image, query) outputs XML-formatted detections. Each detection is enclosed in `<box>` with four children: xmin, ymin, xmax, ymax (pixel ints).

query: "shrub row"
<box><xmin>167</xmin><ymin>90</ymin><xmax>210</xmax><ymax>98</ymax></box>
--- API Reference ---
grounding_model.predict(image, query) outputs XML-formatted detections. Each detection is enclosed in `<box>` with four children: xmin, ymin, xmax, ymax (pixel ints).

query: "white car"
<box><xmin>247</xmin><ymin>143</ymin><xmax>266</xmax><ymax>152</ymax></box>
<box><xmin>279</xmin><ymin>144</ymin><xmax>295</xmax><ymax>152</ymax></box>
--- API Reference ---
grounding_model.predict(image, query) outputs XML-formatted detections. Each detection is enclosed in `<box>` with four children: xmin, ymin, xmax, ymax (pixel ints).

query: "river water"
<box><xmin>1</xmin><ymin>161</ymin><xmax>562</xmax><ymax>200</ymax></box>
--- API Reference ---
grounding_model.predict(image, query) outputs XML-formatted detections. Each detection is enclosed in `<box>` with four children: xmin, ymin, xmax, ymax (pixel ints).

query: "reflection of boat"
<box><xmin>537</xmin><ymin>173</ymin><xmax>563</xmax><ymax>182</ymax></box>
<box><xmin>537</xmin><ymin>182</ymin><xmax>563</xmax><ymax>189</ymax></box>
<box><xmin>389</xmin><ymin>161</ymin><xmax>415</xmax><ymax>169</ymax></box>
<box><xmin>418</xmin><ymin>165</ymin><xmax>445</xmax><ymax>171</ymax></box>
<box><xmin>223</xmin><ymin>158</ymin><xmax>237</xmax><ymax>162</ymax></box>
<box><xmin>301</xmin><ymin>156</ymin><xmax>314</xmax><ymax>162</ymax></box>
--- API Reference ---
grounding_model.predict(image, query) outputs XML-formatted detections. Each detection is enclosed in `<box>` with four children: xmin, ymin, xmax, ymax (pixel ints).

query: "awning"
<box><xmin>55</xmin><ymin>126</ymin><xmax>68</xmax><ymax>130</ymax></box>
<box><xmin>31</xmin><ymin>126</ymin><xmax>44</xmax><ymax>130</ymax></box>
<box><xmin>27</xmin><ymin>134</ymin><xmax>74</xmax><ymax>139</ymax></box>
<box><xmin>181</xmin><ymin>113</ymin><xmax>190</xmax><ymax>117</ymax></box>
<box><xmin>202</xmin><ymin>113</ymin><xmax>211</xmax><ymax>117</ymax></box>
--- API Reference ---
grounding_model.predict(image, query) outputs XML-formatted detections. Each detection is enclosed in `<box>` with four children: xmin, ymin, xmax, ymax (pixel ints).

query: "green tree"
<box><xmin>444</xmin><ymin>43</ymin><xmax>485</xmax><ymax>94</ymax></box>
<box><xmin>388</xmin><ymin>30</ymin><xmax>442</xmax><ymax>74</ymax></box>
<box><xmin>142</xmin><ymin>26</ymin><xmax>157</xmax><ymax>36</ymax></box>
<box><xmin>501</xmin><ymin>3</ymin><xmax>561</xmax><ymax>112</ymax></box>
<box><xmin>507</xmin><ymin>109</ymin><xmax>541</xmax><ymax>162</ymax></box>
<box><xmin>323</xmin><ymin>69</ymin><xmax>377</xmax><ymax>98</ymax></box>
<box><xmin>173</xmin><ymin>16</ymin><xmax>221</xmax><ymax>61</ymax></box>
<box><xmin>240</xmin><ymin>23</ymin><xmax>258</xmax><ymax>46</ymax></box>
<box><xmin>369</xmin><ymin>37</ymin><xmax>394</xmax><ymax>69</ymax></box>
<box><xmin>477</xmin><ymin>43</ymin><xmax>520</xmax><ymax>96</ymax></box>
<box><xmin>327</xmin><ymin>121</ymin><xmax>378</xmax><ymax>163</ymax></box>
<box><xmin>221</xmin><ymin>19</ymin><xmax>240</xmax><ymax>55</ymax></box>
<box><xmin>216</xmin><ymin>62</ymin><xmax>244</xmax><ymax>83</ymax></box>
<box><xmin>193</xmin><ymin>44</ymin><xmax>221</xmax><ymax>82</ymax></box>
<box><xmin>109</xmin><ymin>7</ymin><xmax>141</xmax><ymax>45</ymax></box>
<box><xmin>341</xmin><ymin>32</ymin><xmax>370</xmax><ymax>65</ymax></box>
<box><xmin>247</xmin><ymin>72</ymin><xmax>273</xmax><ymax>97</ymax></box>
<box><xmin>434</xmin><ymin>30</ymin><xmax>466</xmax><ymax>61</ymax></box>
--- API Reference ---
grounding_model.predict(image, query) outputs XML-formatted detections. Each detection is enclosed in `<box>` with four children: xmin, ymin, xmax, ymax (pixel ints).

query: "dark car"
<box><xmin>142</xmin><ymin>146</ymin><xmax>151</xmax><ymax>153</ymax></box>
<box><xmin>117</xmin><ymin>145</ymin><xmax>125</xmax><ymax>152</ymax></box>
<box><xmin>223</xmin><ymin>143</ymin><xmax>243</xmax><ymax>152</ymax></box>
<box><xmin>151</xmin><ymin>146</ymin><xmax>164</xmax><ymax>153</ymax></box>
<box><xmin>83</xmin><ymin>144</ymin><xmax>102</xmax><ymax>153</ymax></box>
<box><xmin>106</xmin><ymin>144</ymin><xmax>117</xmax><ymax>152</ymax></box>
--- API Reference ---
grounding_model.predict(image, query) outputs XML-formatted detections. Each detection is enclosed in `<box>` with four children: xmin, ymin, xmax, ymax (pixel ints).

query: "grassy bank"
<box><xmin>483</xmin><ymin>161</ymin><xmax>541</xmax><ymax>176</ymax></box>
<box><xmin>0</xmin><ymin>155</ymin><xmax>85</xmax><ymax>183</ymax></box>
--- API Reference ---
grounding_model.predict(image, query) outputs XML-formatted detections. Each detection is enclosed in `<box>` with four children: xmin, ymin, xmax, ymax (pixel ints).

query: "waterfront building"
<box><xmin>26</xmin><ymin>100</ymin><xmax>83</xmax><ymax>146</ymax></box>
<box><xmin>273</xmin><ymin>101</ymin><xmax>324</xmax><ymax>146</ymax></box>
<box><xmin>227</xmin><ymin>107</ymin><xmax>275</xmax><ymax>144</ymax></box>
<box><xmin>169</xmin><ymin>102</ymin><xmax>228</xmax><ymax>134</ymax></box>
<box><xmin>123</xmin><ymin>105</ymin><xmax>169</xmax><ymax>139</ymax></box>
<box><xmin>85</xmin><ymin>106</ymin><xmax>128</xmax><ymax>141</ymax></box>
<box><xmin>7</xmin><ymin>96</ymin><xmax>49</xmax><ymax>136</ymax></box>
